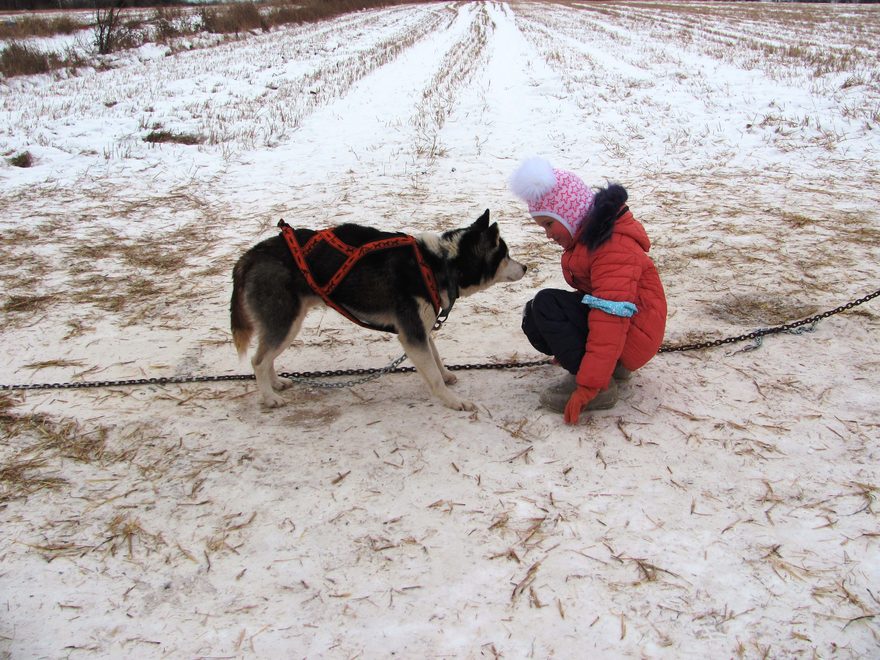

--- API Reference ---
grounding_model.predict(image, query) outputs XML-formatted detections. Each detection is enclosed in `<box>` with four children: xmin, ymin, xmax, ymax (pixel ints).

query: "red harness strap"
<box><xmin>278</xmin><ymin>219</ymin><xmax>442</xmax><ymax>331</ymax></box>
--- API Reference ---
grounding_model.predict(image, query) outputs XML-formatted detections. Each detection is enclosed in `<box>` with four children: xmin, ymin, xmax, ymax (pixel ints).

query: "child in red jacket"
<box><xmin>510</xmin><ymin>157</ymin><xmax>667</xmax><ymax>424</ymax></box>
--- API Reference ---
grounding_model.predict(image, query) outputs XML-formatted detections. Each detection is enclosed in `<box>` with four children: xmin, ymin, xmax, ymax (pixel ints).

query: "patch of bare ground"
<box><xmin>0</xmin><ymin>393</ymin><xmax>254</xmax><ymax>568</ymax></box>
<box><xmin>0</xmin><ymin>183</ymin><xmax>236</xmax><ymax>331</ymax></box>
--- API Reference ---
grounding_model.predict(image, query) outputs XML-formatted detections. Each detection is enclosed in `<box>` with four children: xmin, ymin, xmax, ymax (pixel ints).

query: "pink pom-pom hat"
<box><xmin>509</xmin><ymin>157</ymin><xmax>594</xmax><ymax>237</ymax></box>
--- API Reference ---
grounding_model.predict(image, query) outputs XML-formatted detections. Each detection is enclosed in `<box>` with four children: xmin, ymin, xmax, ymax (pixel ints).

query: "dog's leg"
<box><xmin>252</xmin><ymin>340</ymin><xmax>289</xmax><ymax>408</ymax></box>
<box><xmin>396</xmin><ymin>303</ymin><xmax>474</xmax><ymax>411</ymax></box>
<box><xmin>428</xmin><ymin>335</ymin><xmax>457</xmax><ymax>385</ymax></box>
<box><xmin>251</xmin><ymin>308</ymin><xmax>308</xmax><ymax>408</ymax></box>
<box><xmin>399</xmin><ymin>335</ymin><xmax>474</xmax><ymax>411</ymax></box>
<box><xmin>271</xmin><ymin>312</ymin><xmax>309</xmax><ymax>391</ymax></box>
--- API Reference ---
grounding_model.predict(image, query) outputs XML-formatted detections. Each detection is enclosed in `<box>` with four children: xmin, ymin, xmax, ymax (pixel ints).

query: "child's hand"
<box><xmin>564</xmin><ymin>386</ymin><xmax>600</xmax><ymax>424</ymax></box>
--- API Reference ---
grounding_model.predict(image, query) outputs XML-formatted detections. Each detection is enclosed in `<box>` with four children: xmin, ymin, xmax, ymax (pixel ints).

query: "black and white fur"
<box><xmin>230</xmin><ymin>210</ymin><xmax>526</xmax><ymax>410</ymax></box>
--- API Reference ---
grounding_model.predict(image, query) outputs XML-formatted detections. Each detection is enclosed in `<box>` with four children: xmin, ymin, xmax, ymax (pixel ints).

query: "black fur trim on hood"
<box><xmin>578</xmin><ymin>183</ymin><xmax>628</xmax><ymax>250</ymax></box>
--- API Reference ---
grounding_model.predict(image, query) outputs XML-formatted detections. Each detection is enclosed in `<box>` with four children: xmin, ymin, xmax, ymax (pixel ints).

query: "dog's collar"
<box><xmin>434</xmin><ymin>271</ymin><xmax>458</xmax><ymax>329</ymax></box>
<box><xmin>444</xmin><ymin>272</ymin><xmax>459</xmax><ymax>312</ymax></box>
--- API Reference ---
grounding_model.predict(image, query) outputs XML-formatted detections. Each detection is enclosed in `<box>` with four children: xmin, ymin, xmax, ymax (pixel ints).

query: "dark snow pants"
<box><xmin>521</xmin><ymin>289</ymin><xmax>589</xmax><ymax>376</ymax></box>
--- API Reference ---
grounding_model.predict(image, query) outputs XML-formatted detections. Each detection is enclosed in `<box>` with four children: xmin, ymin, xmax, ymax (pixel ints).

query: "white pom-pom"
<box><xmin>509</xmin><ymin>157</ymin><xmax>556</xmax><ymax>203</ymax></box>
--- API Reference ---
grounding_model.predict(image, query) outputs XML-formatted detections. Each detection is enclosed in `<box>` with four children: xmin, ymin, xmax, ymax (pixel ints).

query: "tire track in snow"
<box><xmin>0</xmin><ymin>6</ymin><xmax>436</xmax><ymax>178</ymax></box>
<box><xmin>416</xmin><ymin>2</ymin><xmax>613</xmax><ymax>218</ymax></box>
<box><xmin>410</xmin><ymin>3</ymin><xmax>494</xmax><ymax>166</ymax></box>
<box><xmin>213</xmin><ymin>3</ymin><xmax>478</xmax><ymax>228</ymax></box>
<box><xmin>515</xmin><ymin>4</ymin><xmax>878</xmax><ymax>196</ymax></box>
<box><xmin>202</xmin><ymin>5</ymin><xmax>450</xmax><ymax>151</ymax></box>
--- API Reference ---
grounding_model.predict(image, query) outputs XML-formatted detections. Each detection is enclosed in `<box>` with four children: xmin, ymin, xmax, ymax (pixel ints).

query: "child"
<box><xmin>510</xmin><ymin>157</ymin><xmax>667</xmax><ymax>424</ymax></box>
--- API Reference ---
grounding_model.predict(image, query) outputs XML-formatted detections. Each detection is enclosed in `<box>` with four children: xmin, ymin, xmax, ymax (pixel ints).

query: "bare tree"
<box><xmin>93</xmin><ymin>0</ymin><xmax>124</xmax><ymax>55</ymax></box>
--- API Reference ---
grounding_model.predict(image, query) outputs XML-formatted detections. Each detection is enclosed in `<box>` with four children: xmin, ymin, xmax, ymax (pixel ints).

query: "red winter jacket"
<box><xmin>561</xmin><ymin>208</ymin><xmax>667</xmax><ymax>390</ymax></box>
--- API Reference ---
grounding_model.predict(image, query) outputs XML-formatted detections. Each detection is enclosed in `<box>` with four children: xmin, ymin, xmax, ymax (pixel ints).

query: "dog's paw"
<box><xmin>272</xmin><ymin>376</ymin><xmax>294</xmax><ymax>391</ymax></box>
<box><xmin>442</xmin><ymin>371</ymin><xmax>458</xmax><ymax>385</ymax></box>
<box><xmin>260</xmin><ymin>392</ymin><xmax>287</xmax><ymax>408</ymax></box>
<box><xmin>443</xmin><ymin>396</ymin><xmax>475</xmax><ymax>412</ymax></box>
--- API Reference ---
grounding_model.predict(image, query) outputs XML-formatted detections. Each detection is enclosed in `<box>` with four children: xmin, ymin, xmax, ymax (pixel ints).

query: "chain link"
<box><xmin>2</xmin><ymin>288</ymin><xmax>877</xmax><ymax>392</ymax></box>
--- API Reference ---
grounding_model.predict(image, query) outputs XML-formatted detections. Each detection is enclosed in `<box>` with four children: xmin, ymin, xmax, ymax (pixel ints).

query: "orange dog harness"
<box><xmin>278</xmin><ymin>219</ymin><xmax>445</xmax><ymax>332</ymax></box>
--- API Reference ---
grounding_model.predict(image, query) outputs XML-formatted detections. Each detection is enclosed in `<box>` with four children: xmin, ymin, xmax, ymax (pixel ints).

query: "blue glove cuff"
<box><xmin>581</xmin><ymin>294</ymin><xmax>638</xmax><ymax>318</ymax></box>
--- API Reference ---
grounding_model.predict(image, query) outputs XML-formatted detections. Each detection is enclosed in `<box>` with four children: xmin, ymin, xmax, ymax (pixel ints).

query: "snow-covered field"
<box><xmin>2</xmin><ymin>1</ymin><xmax>879</xmax><ymax>657</ymax></box>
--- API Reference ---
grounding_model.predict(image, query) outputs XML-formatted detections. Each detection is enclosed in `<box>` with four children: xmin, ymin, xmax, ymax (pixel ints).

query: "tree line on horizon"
<box><xmin>2</xmin><ymin>0</ymin><xmax>879</xmax><ymax>13</ymax></box>
<box><xmin>1</xmin><ymin>0</ymin><xmax>196</xmax><ymax>10</ymax></box>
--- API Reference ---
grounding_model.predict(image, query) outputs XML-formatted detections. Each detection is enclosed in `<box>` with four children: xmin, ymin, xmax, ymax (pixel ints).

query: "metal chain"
<box><xmin>657</xmin><ymin>287</ymin><xmax>880</xmax><ymax>353</ymax></box>
<box><xmin>0</xmin><ymin>357</ymin><xmax>555</xmax><ymax>392</ymax></box>
<box><xmin>296</xmin><ymin>310</ymin><xmax>452</xmax><ymax>388</ymax></box>
<box><xmin>284</xmin><ymin>352</ymin><xmax>409</xmax><ymax>389</ymax></box>
<box><xmin>1</xmin><ymin>288</ymin><xmax>877</xmax><ymax>392</ymax></box>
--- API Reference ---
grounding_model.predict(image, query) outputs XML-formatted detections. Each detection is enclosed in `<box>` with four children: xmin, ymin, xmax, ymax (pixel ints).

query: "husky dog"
<box><xmin>231</xmin><ymin>210</ymin><xmax>526</xmax><ymax>410</ymax></box>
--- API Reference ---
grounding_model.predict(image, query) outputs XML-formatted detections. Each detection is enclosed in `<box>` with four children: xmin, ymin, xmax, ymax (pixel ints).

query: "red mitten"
<box><xmin>564</xmin><ymin>386</ymin><xmax>599</xmax><ymax>425</ymax></box>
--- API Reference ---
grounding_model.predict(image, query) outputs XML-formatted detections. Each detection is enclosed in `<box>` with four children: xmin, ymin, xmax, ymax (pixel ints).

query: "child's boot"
<box><xmin>613</xmin><ymin>362</ymin><xmax>632</xmax><ymax>382</ymax></box>
<box><xmin>539</xmin><ymin>373</ymin><xmax>577</xmax><ymax>411</ymax></box>
<box><xmin>540</xmin><ymin>375</ymin><xmax>618</xmax><ymax>412</ymax></box>
<box><xmin>586</xmin><ymin>379</ymin><xmax>619</xmax><ymax>410</ymax></box>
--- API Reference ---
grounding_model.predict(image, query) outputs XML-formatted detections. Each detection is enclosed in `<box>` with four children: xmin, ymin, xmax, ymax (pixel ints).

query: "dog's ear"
<box><xmin>484</xmin><ymin>221</ymin><xmax>500</xmax><ymax>247</ymax></box>
<box><xmin>471</xmin><ymin>209</ymin><xmax>490</xmax><ymax>231</ymax></box>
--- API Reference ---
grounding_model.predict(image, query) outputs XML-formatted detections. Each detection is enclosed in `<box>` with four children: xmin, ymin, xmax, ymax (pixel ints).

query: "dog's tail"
<box><xmin>230</xmin><ymin>258</ymin><xmax>253</xmax><ymax>358</ymax></box>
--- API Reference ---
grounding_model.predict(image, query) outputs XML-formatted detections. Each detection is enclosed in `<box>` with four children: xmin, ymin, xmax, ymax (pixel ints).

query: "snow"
<box><xmin>1</xmin><ymin>1</ymin><xmax>879</xmax><ymax>657</ymax></box>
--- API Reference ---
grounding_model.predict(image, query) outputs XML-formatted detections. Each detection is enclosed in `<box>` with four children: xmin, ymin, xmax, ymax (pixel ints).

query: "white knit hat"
<box><xmin>509</xmin><ymin>157</ymin><xmax>594</xmax><ymax>236</ymax></box>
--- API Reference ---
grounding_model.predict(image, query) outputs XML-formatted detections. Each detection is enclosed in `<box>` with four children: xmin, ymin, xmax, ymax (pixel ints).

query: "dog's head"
<box><xmin>447</xmin><ymin>209</ymin><xmax>527</xmax><ymax>296</ymax></box>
